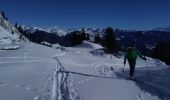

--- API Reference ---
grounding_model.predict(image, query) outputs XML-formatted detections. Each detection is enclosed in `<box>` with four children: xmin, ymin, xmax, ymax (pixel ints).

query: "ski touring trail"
<box><xmin>0</xmin><ymin>42</ymin><xmax>170</xmax><ymax>100</ymax></box>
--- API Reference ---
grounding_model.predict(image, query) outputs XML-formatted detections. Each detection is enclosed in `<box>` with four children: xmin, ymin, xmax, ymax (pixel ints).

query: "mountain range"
<box><xmin>20</xmin><ymin>25</ymin><xmax>170</xmax><ymax>49</ymax></box>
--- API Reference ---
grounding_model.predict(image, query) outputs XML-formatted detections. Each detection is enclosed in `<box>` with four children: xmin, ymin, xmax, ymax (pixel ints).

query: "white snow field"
<box><xmin>0</xmin><ymin>40</ymin><xmax>170</xmax><ymax>100</ymax></box>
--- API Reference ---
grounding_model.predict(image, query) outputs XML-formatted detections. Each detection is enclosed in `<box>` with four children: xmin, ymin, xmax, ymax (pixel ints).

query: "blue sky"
<box><xmin>0</xmin><ymin>0</ymin><xmax>170</xmax><ymax>30</ymax></box>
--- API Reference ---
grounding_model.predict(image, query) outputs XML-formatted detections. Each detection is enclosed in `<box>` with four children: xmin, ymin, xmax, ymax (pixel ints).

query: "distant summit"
<box><xmin>152</xmin><ymin>26</ymin><xmax>170</xmax><ymax>32</ymax></box>
<box><xmin>46</xmin><ymin>26</ymin><xmax>68</xmax><ymax>36</ymax></box>
<box><xmin>21</xmin><ymin>25</ymin><xmax>68</xmax><ymax>36</ymax></box>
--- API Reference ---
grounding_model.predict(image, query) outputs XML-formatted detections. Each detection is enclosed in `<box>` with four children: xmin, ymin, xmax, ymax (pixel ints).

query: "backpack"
<box><xmin>125</xmin><ymin>48</ymin><xmax>137</xmax><ymax>60</ymax></box>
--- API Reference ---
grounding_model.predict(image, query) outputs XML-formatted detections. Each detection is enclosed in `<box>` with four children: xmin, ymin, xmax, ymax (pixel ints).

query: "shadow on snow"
<box><xmin>116</xmin><ymin>67</ymin><xmax>170</xmax><ymax>100</ymax></box>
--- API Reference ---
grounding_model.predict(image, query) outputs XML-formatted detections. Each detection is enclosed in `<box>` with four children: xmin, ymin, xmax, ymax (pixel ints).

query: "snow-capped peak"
<box><xmin>46</xmin><ymin>26</ymin><xmax>68</xmax><ymax>36</ymax></box>
<box><xmin>21</xmin><ymin>25</ymin><xmax>68</xmax><ymax>36</ymax></box>
<box><xmin>21</xmin><ymin>25</ymin><xmax>46</xmax><ymax>33</ymax></box>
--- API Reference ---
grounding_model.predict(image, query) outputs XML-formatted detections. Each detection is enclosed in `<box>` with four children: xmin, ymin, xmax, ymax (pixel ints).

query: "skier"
<box><xmin>124</xmin><ymin>45</ymin><xmax>147</xmax><ymax>80</ymax></box>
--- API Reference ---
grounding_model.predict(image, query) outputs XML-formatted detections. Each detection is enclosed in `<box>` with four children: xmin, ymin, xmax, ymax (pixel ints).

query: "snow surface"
<box><xmin>0</xmin><ymin>40</ymin><xmax>170</xmax><ymax>100</ymax></box>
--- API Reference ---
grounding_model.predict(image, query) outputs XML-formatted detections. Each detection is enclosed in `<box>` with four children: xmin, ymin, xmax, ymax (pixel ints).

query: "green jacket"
<box><xmin>124</xmin><ymin>49</ymin><xmax>145</xmax><ymax>61</ymax></box>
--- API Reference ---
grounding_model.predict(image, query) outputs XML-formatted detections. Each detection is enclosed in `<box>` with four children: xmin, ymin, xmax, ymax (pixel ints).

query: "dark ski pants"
<box><xmin>128</xmin><ymin>59</ymin><xmax>136</xmax><ymax>77</ymax></box>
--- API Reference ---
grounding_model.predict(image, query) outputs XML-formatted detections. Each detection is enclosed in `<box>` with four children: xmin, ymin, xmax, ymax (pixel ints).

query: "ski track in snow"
<box><xmin>52</xmin><ymin>52</ymin><xmax>129</xmax><ymax>100</ymax></box>
<box><xmin>1</xmin><ymin>43</ymin><xmax>170</xmax><ymax>100</ymax></box>
<box><xmin>51</xmin><ymin>55</ymin><xmax>81</xmax><ymax>100</ymax></box>
<box><xmin>29</xmin><ymin>45</ymin><xmax>170</xmax><ymax>100</ymax></box>
<box><xmin>0</xmin><ymin>44</ymin><xmax>80</xmax><ymax>100</ymax></box>
<box><xmin>51</xmin><ymin>56</ymin><xmax>69</xmax><ymax>100</ymax></box>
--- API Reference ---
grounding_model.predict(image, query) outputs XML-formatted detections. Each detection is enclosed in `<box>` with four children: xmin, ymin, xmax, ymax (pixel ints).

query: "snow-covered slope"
<box><xmin>0</xmin><ymin>15</ymin><xmax>25</xmax><ymax>49</ymax></box>
<box><xmin>0</xmin><ymin>26</ymin><xmax>18</xmax><ymax>44</ymax></box>
<box><xmin>0</xmin><ymin>40</ymin><xmax>169</xmax><ymax>100</ymax></box>
<box><xmin>54</xmin><ymin>41</ymin><xmax>169</xmax><ymax>100</ymax></box>
<box><xmin>0</xmin><ymin>15</ymin><xmax>18</xmax><ymax>34</ymax></box>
